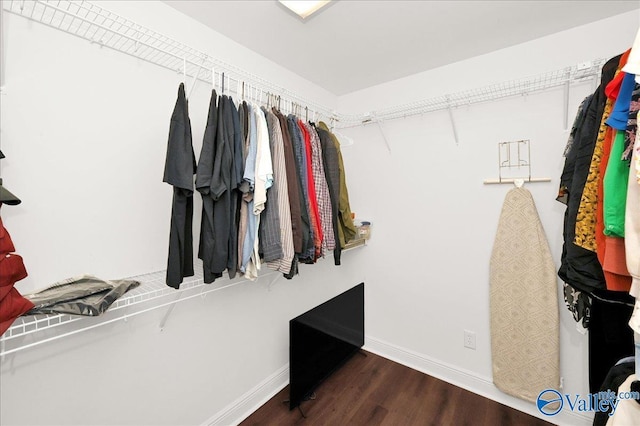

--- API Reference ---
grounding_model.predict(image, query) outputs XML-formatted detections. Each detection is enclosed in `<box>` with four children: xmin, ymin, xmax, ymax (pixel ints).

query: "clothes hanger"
<box><xmin>235</xmin><ymin>78</ymin><xmax>239</xmax><ymax>102</ymax></box>
<box><xmin>182</xmin><ymin>57</ymin><xmax>187</xmax><ymax>92</ymax></box>
<box><xmin>187</xmin><ymin>58</ymin><xmax>205</xmax><ymax>99</ymax></box>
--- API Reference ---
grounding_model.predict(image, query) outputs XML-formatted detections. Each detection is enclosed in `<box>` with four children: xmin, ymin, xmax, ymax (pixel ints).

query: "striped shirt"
<box><xmin>258</xmin><ymin>107</ymin><xmax>283</xmax><ymax>262</ymax></box>
<box><xmin>265</xmin><ymin>110</ymin><xmax>295</xmax><ymax>274</ymax></box>
<box><xmin>274</xmin><ymin>110</ymin><xmax>303</xmax><ymax>254</ymax></box>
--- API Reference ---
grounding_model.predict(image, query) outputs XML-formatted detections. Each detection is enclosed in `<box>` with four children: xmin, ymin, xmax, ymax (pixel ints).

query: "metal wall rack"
<box><xmin>2</xmin><ymin>1</ymin><xmax>606</xmax><ymax>130</ymax></box>
<box><xmin>0</xmin><ymin>0</ymin><xmax>335</xmax><ymax>119</ymax></box>
<box><xmin>0</xmin><ymin>261</ymin><xmax>280</xmax><ymax>357</ymax></box>
<box><xmin>483</xmin><ymin>140</ymin><xmax>552</xmax><ymax>185</ymax></box>
<box><xmin>339</xmin><ymin>59</ymin><xmax>604</xmax><ymax>137</ymax></box>
<box><xmin>0</xmin><ymin>240</ymin><xmax>367</xmax><ymax>357</ymax></box>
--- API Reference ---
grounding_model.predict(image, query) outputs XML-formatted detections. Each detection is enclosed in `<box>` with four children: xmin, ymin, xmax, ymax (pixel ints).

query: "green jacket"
<box><xmin>318</xmin><ymin>122</ymin><xmax>357</xmax><ymax>248</ymax></box>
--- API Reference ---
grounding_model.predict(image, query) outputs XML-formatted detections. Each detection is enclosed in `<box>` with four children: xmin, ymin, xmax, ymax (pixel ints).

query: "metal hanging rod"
<box><xmin>3</xmin><ymin>1</ymin><xmax>607</xmax><ymax>129</ymax></box>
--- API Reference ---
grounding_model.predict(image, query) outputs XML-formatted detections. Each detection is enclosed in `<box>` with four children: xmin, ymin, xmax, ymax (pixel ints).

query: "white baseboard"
<box><xmin>202</xmin><ymin>364</ymin><xmax>289</xmax><ymax>426</ymax></box>
<box><xmin>364</xmin><ymin>335</ymin><xmax>592</xmax><ymax>426</ymax></box>
<box><xmin>202</xmin><ymin>335</ymin><xmax>593</xmax><ymax>426</ymax></box>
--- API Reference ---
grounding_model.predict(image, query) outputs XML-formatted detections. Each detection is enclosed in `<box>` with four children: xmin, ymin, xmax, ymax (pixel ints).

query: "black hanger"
<box><xmin>0</xmin><ymin>178</ymin><xmax>21</xmax><ymax>206</ymax></box>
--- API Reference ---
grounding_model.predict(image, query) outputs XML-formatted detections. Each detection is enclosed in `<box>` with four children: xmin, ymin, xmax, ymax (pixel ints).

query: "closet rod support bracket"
<box><xmin>159</xmin><ymin>292</ymin><xmax>183</xmax><ymax>331</ymax></box>
<box><xmin>446</xmin><ymin>97</ymin><xmax>459</xmax><ymax>146</ymax></box>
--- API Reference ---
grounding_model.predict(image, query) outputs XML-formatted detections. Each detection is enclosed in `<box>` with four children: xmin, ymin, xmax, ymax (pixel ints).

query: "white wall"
<box><xmin>2</xmin><ymin>1</ymin><xmax>639</xmax><ymax>425</ymax></box>
<box><xmin>0</xmin><ymin>2</ymin><xmax>361</xmax><ymax>426</ymax></box>
<box><xmin>337</xmin><ymin>9</ymin><xmax>639</xmax><ymax>425</ymax></box>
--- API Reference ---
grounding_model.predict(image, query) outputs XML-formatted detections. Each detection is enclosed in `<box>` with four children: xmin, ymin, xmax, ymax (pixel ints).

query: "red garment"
<box><xmin>298</xmin><ymin>120</ymin><xmax>323</xmax><ymax>260</ymax></box>
<box><xmin>0</xmin><ymin>254</ymin><xmax>28</xmax><ymax>301</ymax></box>
<box><xmin>0</xmin><ymin>215</ymin><xmax>32</xmax><ymax>336</ymax></box>
<box><xmin>0</xmin><ymin>287</ymin><xmax>34</xmax><ymax>336</ymax></box>
<box><xmin>604</xmin><ymin>49</ymin><xmax>632</xmax><ymax>100</ymax></box>
<box><xmin>0</xmin><ymin>217</ymin><xmax>16</xmax><ymax>255</ymax></box>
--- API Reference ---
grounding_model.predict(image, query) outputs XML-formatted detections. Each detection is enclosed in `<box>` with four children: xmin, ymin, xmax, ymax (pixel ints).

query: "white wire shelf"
<box><xmin>1</xmin><ymin>0</ymin><xmax>335</xmax><ymax>120</ymax></box>
<box><xmin>4</xmin><ymin>1</ymin><xmax>607</xmax><ymax>130</ymax></box>
<box><xmin>338</xmin><ymin>59</ymin><xmax>605</xmax><ymax>128</ymax></box>
<box><xmin>0</xmin><ymin>239</ymin><xmax>368</xmax><ymax>357</ymax></box>
<box><xmin>0</xmin><ymin>262</ymin><xmax>201</xmax><ymax>356</ymax></box>
<box><xmin>0</xmin><ymin>261</ymin><xmax>294</xmax><ymax>357</ymax></box>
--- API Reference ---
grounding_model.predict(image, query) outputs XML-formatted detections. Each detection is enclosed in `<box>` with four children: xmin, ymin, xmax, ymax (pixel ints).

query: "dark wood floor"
<box><xmin>241</xmin><ymin>351</ymin><xmax>552</xmax><ymax>426</ymax></box>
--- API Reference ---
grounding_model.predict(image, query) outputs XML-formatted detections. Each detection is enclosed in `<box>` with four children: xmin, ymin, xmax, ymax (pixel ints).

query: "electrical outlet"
<box><xmin>464</xmin><ymin>330</ymin><xmax>476</xmax><ymax>350</ymax></box>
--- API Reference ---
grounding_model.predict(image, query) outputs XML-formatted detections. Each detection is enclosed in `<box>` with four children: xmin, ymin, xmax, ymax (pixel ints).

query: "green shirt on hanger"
<box><xmin>603</xmin><ymin>130</ymin><xmax>630</xmax><ymax>237</ymax></box>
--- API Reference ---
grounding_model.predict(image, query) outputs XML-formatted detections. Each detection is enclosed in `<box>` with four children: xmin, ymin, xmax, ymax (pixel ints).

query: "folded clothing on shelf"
<box><xmin>24</xmin><ymin>276</ymin><xmax>140</xmax><ymax>316</ymax></box>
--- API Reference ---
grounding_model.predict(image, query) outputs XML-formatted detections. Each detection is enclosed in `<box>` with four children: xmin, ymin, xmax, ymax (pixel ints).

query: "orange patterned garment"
<box><xmin>574</xmin><ymin>49</ymin><xmax>630</xmax><ymax>252</ymax></box>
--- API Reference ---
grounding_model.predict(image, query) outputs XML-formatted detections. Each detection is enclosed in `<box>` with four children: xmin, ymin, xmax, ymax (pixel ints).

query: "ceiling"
<box><xmin>164</xmin><ymin>1</ymin><xmax>640</xmax><ymax>96</ymax></box>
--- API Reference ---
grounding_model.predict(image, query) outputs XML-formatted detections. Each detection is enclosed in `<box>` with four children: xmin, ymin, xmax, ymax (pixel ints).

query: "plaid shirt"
<box><xmin>305</xmin><ymin>123</ymin><xmax>335</xmax><ymax>252</ymax></box>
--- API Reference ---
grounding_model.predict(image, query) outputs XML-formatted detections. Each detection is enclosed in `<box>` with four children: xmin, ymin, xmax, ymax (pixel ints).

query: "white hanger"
<box><xmin>514</xmin><ymin>178</ymin><xmax>525</xmax><ymax>188</ymax></box>
<box><xmin>182</xmin><ymin>57</ymin><xmax>187</xmax><ymax>87</ymax></box>
<box><xmin>334</xmin><ymin>130</ymin><xmax>355</xmax><ymax>147</ymax></box>
<box><xmin>187</xmin><ymin>58</ymin><xmax>205</xmax><ymax>99</ymax></box>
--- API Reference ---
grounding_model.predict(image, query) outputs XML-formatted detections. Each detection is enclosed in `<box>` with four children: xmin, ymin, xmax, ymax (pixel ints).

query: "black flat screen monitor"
<box><xmin>289</xmin><ymin>282</ymin><xmax>365</xmax><ymax>410</ymax></box>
